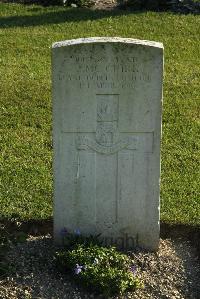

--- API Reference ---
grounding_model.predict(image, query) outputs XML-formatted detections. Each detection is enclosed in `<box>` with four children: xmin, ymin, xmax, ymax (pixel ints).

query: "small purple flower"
<box><xmin>74</xmin><ymin>228</ymin><xmax>81</xmax><ymax>236</ymax></box>
<box><xmin>130</xmin><ymin>265</ymin><xmax>137</xmax><ymax>274</ymax></box>
<box><xmin>60</xmin><ymin>227</ymin><xmax>68</xmax><ymax>237</ymax></box>
<box><xmin>74</xmin><ymin>264</ymin><xmax>83</xmax><ymax>274</ymax></box>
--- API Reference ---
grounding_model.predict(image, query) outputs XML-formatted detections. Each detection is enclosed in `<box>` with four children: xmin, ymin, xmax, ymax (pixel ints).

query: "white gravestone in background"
<box><xmin>52</xmin><ymin>37</ymin><xmax>163</xmax><ymax>250</ymax></box>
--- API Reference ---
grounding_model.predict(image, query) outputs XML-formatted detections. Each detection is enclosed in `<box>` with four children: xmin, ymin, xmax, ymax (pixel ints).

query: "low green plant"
<box><xmin>56</xmin><ymin>231</ymin><xmax>142</xmax><ymax>296</ymax></box>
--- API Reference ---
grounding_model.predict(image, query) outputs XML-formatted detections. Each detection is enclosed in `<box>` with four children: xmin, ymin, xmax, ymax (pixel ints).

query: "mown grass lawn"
<box><xmin>0</xmin><ymin>3</ymin><xmax>199</xmax><ymax>226</ymax></box>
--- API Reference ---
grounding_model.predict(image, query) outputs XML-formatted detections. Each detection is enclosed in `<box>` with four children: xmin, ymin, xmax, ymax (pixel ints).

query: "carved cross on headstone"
<box><xmin>75</xmin><ymin>94</ymin><xmax>153</xmax><ymax>229</ymax></box>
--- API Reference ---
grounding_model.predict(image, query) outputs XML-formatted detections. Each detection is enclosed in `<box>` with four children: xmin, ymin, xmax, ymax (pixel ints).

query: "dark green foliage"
<box><xmin>119</xmin><ymin>0</ymin><xmax>168</xmax><ymax>10</ymax></box>
<box><xmin>40</xmin><ymin>0</ymin><xmax>64</xmax><ymax>6</ymax></box>
<box><xmin>119</xmin><ymin>0</ymin><xmax>200</xmax><ymax>12</ymax></box>
<box><xmin>56</xmin><ymin>242</ymin><xmax>141</xmax><ymax>296</ymax></box>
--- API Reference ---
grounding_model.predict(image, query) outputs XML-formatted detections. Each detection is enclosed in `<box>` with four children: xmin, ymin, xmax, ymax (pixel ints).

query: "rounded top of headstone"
<box><xmin>52</xmin><ymin>37</ymin><xmax>163</xmax><ymax>49</ymax></box>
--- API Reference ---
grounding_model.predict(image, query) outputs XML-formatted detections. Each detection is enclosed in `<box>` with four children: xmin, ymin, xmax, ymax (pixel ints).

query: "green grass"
<box><xmin>0</xmin><ymin>4</ymin><xmax>199</xmax><ymax>225</ymax></box>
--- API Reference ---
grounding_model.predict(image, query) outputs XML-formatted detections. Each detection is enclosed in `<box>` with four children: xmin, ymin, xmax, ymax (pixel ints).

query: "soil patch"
<box><xmin>1</xmin><ymin>235</ymin><xmax>200</xmax><ymax>299</ymax></box>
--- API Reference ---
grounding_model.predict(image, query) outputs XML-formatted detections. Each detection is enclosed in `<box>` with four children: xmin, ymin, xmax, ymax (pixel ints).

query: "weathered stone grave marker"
<box><xmin>52</xmin><ymin>37</ymin><xmax>163</xmax><ymax>250</ymax></box>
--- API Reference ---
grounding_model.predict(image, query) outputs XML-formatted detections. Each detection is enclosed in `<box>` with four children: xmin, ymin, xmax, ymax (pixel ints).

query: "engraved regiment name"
<box><xmin>58</xmin><ymin>54</ymin><xmax>152</xmax><ymax>89</ymax></box>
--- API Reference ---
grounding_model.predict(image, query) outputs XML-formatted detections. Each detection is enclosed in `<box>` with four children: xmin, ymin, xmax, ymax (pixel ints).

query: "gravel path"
<box><xmin>0</xmin><ymin>235</ymin><xmax>200</xmax><ymax>299</ymax></box>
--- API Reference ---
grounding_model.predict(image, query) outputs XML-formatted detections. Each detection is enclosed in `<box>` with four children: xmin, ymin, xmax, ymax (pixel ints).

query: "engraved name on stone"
<box><xmin>57</xmin><ymin>52</ymin><xmax>151</xmax><ymax>89</ymax></box>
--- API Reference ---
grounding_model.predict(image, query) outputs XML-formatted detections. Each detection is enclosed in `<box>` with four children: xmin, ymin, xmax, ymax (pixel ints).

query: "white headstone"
<box><xmin>52</xmin><ymin>37</ymin><xmax>163</xmax><ymax>251</ymax></box>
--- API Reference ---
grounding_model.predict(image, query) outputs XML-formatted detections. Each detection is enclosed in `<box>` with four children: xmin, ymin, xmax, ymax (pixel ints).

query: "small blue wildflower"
<box><xmin>74</xmin><ymin>228</ymin><xmax>81</xmax><ymax>236</ymax></box>
<box><xmin>60</xmin><ymin>227</ymin><xmax>68</xmax><ymax>237</ymax></box>
<box><xmin>130</xmin><ymin>265</ymin><xmax>137</xmax><ymax>274</ymax></box>
<box><xmin>74</xmin><ymin>264</ymin><xmax>83</xmax><ymax>275</ymax></box>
